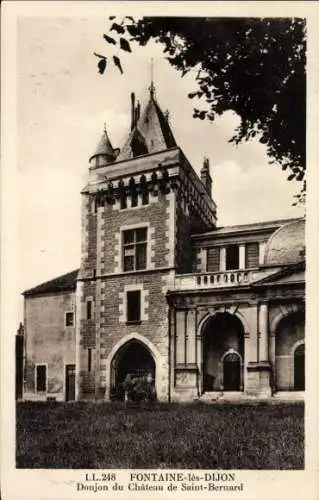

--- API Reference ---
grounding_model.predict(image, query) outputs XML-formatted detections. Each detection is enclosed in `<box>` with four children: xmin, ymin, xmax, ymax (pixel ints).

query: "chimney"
<box><xmin>200</xmin><ymin>157</ymin><xmax>212</xmax><ymax>197</ymax></box>
<box><xmin>136</xmin><ymin>101</ymin><xmax>141</xmax><ymax>122</ymax></box>
<box><xmin>130</xmin><ymin>92</ymin><xmax>135</xmax><ymax>130</ymax></box>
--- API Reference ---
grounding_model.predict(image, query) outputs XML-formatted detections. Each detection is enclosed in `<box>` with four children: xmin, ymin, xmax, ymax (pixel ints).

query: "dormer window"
<box><xmin>131</xmin><ymin>129</ymin><xmax>148</xmax><ymax>157</ymax></box>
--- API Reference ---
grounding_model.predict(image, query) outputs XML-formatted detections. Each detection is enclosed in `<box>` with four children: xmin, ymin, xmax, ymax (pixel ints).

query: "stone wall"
<box><xmin>24</xmin><ymin>291</ymin><xmax>76</xmax><ymax>401</ymax></box>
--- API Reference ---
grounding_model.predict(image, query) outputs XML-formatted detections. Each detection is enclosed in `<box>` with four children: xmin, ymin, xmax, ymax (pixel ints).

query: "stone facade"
<box><xmin>24</xmin><ymin>287</ymin><xmax>76</xmax><ymax>401</ymax></box>
<box><xmin>22</xmin><ymin>87</ymin><xmax>305</xmax><ymax>402</ymax></box>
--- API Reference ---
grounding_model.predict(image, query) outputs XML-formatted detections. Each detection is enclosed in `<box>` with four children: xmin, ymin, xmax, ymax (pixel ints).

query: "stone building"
<box><xmin>22</xmin><ymin>85</ymin><xmax>305</xmax><ymax>402</ymax></box>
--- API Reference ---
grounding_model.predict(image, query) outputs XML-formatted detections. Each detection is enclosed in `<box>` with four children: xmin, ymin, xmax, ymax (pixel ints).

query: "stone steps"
<box><xmin>197</xmin><ymin>391</ymin><xmax>304</xmax><ymax>404</ymax></box>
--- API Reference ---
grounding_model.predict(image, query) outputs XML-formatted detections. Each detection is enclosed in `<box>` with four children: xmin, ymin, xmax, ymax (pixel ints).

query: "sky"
<box><xmin>16</xmin><ymin>15</ymin><xmax>304</xmax><ymax>317</ymax></box>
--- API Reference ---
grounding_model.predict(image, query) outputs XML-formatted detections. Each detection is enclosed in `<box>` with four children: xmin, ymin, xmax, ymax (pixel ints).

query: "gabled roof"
<box><xmin>23</xmin><ymin>269</ymin><xmax>79</xmax><ymax>297</ymax></box>
<box><xmin>251</xmin><ymin>261</ymin><xmax>305</xmax><ymax>287</ymax></box>
<box><xmin>116</xmin><ymin>92</ymin><xmax>177</xmax><ymax>162</ymax></box>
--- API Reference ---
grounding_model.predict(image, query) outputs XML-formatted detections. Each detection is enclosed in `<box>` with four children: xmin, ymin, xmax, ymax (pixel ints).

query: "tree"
<box><xmin>95</xmin><ymin>17</ymin><xmax>306</xmax><ymax>203</ymax></box>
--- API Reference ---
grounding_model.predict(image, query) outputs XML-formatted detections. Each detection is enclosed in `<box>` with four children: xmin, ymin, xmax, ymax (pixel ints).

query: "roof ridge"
<box><xmin>23</xmin><ymin>269</ymin><xmax>79</xmax><ymax>296</ymax></box>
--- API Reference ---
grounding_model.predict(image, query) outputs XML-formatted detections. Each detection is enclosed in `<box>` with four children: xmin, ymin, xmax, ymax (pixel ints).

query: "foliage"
<box><xmin>110</xmin><ymin>374</ymin><xmax>156</xmax><ymax>402</ymax></box>
<box><xmin>17</xmin><ymin>401</ymin><xmax>304</xmax><ymax>469</ymax></box>
<box><xmin>95</xmin><ymin>17</ymin><xmax>306</xmax><ymax>204</ymax></box>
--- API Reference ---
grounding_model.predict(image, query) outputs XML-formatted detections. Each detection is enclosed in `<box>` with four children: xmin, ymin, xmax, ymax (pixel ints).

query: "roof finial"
<box><xmin>104</xmin><ymin>122</ymin><xmax>107</xmax><ymax>133</ymax></box>
<box><xmin>149</xmin><ymin>58</ymin><xmax>155</xmax><ymax>98</ymax></box>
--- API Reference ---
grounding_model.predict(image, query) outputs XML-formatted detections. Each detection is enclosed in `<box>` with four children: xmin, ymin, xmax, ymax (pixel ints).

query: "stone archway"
<box><xmin>275</xmin><ymin>311</ymin><xmax>305</xmax><ymax>391</ymax></box>
<box><xmin>222</xmin><ymin>349</ymin><xmax>243</xmax><ymax>391</ymax></box>
<box><xmin>111</xmin><ymin>340</ymin><xmax>155</xmax><ymax>389</ymax></box>
<box><xmin>201</xmin><ymin>312</ymin><xmax>245</xmax><ymax>392</ymax></box>
<box><xmin>104</xmin><ymin>333</ymin><xmax>167</xmax><ymax>401</ymax></box>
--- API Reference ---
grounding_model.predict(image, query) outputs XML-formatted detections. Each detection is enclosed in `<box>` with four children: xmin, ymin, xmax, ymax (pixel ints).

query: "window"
<box><xmin>207</xmin><ymin>247</ymin><xmax>220</xmax><ymax>272</ymax></box>
<box><xmin>120</xmin><ymin>196</ymin><xmax>127</xmax><ymax>210</ymax></box>
<box><xmin>127</xmin><ymin>290</ymin><xmax>141</xmax><ymax>323</ymax></box>
<box><xmin>142</xmin><ymin>190</ymin><xmax>149</xmax><ymax>205</ymax></box>
<box><xmin>123</xmin><ymin>227</ymin><xmax>147</xmax><ymax>271</ymax></box>
<box><xmin>86</xmin><ymin>300</ymin><xmax>93</xmax><ymax>320</ymax></box>
<box><xmin>131</xmin><ymin>134</ymin><xmax>148</xmax><ymax>157</ymax></box>
<box><xmin>245</xmin><ymin>242</ymin><xmax>259</xmax><ymax>268</ymax></box>
<box><xmin>65</xmin><ymin>312</ymin><xmax>74</xmax><ymax>327</ymax></box>
<box><xmin>131</xmin><ymin>191</ymin><xmax>138</xmax><ymax>207</ymax></box>
<box><xmin>88</xmin><ymin>348</ymin><xmax>92</xmax><ymax>372</ymax></box>
<box><xmin>226</xmin><ymin>245</ymin><xmax>239</xmax><ymax>270</ymax></box>
<box><xmin>36</xmin><ymin>365</ymin><xmax>47</xmax><ymax>392</ymax></box>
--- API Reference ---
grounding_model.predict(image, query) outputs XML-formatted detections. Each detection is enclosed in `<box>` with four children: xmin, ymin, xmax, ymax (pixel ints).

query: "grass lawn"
<box><xmin>16</xmin><ymin>401</ymin><xmax>304</xmax><ymax>469</ymax></box>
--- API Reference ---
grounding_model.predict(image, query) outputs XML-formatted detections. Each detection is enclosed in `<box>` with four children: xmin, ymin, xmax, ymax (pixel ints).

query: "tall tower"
<box><xmin>76</xmin><ymin>85</ymin><xmax>217</xmax><ymax>402</ymax></box>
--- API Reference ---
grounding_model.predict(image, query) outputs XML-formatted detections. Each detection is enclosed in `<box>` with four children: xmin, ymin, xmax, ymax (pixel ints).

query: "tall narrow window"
<box><xmin>226</xmin><ymin>245</ymin><xmax>239</xmax><ymax>270</ymax></box>
<box><xmin>131</xmin><ymin>191</ymin><xmax>138</xmax><ymax>207</ymax></box>
<box><xmin>88</xmin><ymin>348</ymin><xmax>92</xmax><ymax>372</ymax></box>
<box><xmin>87</xmin><ymin>300</ymin><xmax>93</xmax><ymax>320</ymax></box>
<box><xmin>142</xmin><ymin>190</ymin><xmax>149</xmax><ymax>206</ymax></box>
<box><xmin>65</xmin><ymin>312</ymin><xmax>74</xmax><ymax>327</ymax></box>
<box><xmin>207</xmin><ymin>247</ymin><xmax>220</xmax><ymax>272</ymax></box>
<box><xmin>245</xmin><ymin>242</ymin><xmax>259</xmax><ymax>268</ymax></box>
<box><xmin>127</xmin><ymin>290</ymin><xmax>141</xmax><ymax>323</ymax></box>
<box><xmin>123</xmin><ymin>227</ymin><xmax>147</xmax><ymax>271</ymax></box>
<box><xmin>120</xmin><ymin>196</ymin><xmax>127</xmax><ymax>210</ymax></box>
<box><xmin>36</xmin><ymin>365</ymin><xmax>47</xmax><ymax>392</ymax></box>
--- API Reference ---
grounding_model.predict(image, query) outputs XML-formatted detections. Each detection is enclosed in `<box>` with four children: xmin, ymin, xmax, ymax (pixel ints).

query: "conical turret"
<box><xmin>89</xmin><ymin>126</ymin><xmax>118</xmax><ymax>167</ymax></box>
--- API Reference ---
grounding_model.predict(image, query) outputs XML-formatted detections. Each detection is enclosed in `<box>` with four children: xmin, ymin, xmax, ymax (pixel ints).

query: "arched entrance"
<box><xmin>223</xmin><ymin>352</ymin><xmax>241</xmax><ymax>391</ymax></box>
<box><xmin>202</xmin><ymin>313</ymin><xmax>244</xmax><ymax>392</ymax></box>
<box><xmin>110</xmin><ymin>340</ymin><xmax>155</xmax><ymax>398</ymax></box>
<box><xmin>294</xmin><ymin>343</ymin><xmax>305</xmax><ymax>391</ymax></box>
<box><xmin>275</xmin><ymin>310</ymin><xmax>305</xmax><ymax>391</ymax></box>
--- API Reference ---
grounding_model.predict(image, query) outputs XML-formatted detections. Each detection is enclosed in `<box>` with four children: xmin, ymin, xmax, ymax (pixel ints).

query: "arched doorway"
<box><xmin>275</xmin><ymin>310</ymin><xmax>305</xmax><ymax>391</ymax></box>
<box><xmin>111</xmin><ymin>340</ymin><xmax>155</xmax><ymax>398</ymax></box>
<box><xmin>202</xmin><ymin>312</ymin><xmax>244</xmax><ymax>392</ymax></box>
<box><xmin>223</xmin><ymin>352</ymin><xmax>241</xmax><ymax>391</ymax></box>
<box><xmin>294</xmin><ymin>343</ymin><xmax>305</xmax><ymax>391</ymax></box>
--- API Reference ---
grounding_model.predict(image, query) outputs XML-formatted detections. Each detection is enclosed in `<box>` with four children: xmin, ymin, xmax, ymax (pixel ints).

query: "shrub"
<box><xmin>122</xmin><ymin>373</ymin><xmax>156</xmax><ymax>402</ymax></box>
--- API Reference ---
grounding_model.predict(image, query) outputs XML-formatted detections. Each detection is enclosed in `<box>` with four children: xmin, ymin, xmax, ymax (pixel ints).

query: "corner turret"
<box><xmin>89</xmin><ymin>126</ymin><xmax>119</xmax><ymax>168</ymax></box>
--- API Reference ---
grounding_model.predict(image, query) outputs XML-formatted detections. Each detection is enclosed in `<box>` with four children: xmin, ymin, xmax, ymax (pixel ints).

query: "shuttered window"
<box><xmin>207</xmin><ymin>247</ymin><xmax>220</xmax><ymax>272</ymax></box>
<box><xmin>245</xmin><ymin>242</ymin><xmax>259</xmax><ymax>268</ymax></box>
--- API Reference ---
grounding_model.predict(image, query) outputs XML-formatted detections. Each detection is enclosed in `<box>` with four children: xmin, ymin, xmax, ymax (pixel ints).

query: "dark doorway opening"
<box><xmin>65</xmin><ymin>364</ymin><xmax>76</xmax><ymax>401</ymax></box>
<box><xmin>223</xmin><ymin>353</ymin><xmax>241</xmax><ymax>391</ymax></box>
<box><xmin>115</xmin><ymin>341</ymin><xmax>155</xmax><ymax>384</ymax></box>
<box><xmin>294</xmin><ymin>343</ymin><xmax>305</xmax><ymax>391</ymax></box>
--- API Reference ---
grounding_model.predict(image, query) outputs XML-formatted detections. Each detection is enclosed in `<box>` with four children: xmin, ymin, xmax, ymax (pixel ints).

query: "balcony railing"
<box><xmin>174</xmin><ymin>269</ymin><xmax>261</xmax><ymax>290</ymax></box>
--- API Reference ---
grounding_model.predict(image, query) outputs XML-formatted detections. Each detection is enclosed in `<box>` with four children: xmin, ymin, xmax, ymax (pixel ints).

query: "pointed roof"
<box><xmin>90</xmin><ymin>127</ymin><xmax>115</xmax><ymax>161</ymax></box>
<box><xmin>116</xmin><ymin>90</ymin><xmax>177</xmax><ymax>162</ymax></box>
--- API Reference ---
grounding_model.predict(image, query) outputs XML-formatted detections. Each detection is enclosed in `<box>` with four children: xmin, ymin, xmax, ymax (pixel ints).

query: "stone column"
<box><xmin>259</xmin><ymin>242</ymin><xmax>266</xmax><ymax>266</ymax></box>
<box><xmin>196</xmin><ymin>334</ymin><xmax>203</xmax><ymax>395</ymax></box>
<box><xmin>239</xmin><ymin>244</ymin><xmax>246</xmax><ymax>270</ymax></box>
<box><xmin>269</xmin><ymin>333</ymin><xmax>276</xmax><ymax>393</ymax></box>
<box><xmin>256</xmin><ymin>302</ymin><xmax>271</xmax><ymax>397</ymax></box>
<box><xmin>220</xmin><ymin>247</ymin><xmax>226</xmax><ymax>271</ymax></box>
<box><xmin>259</xmin><ymin>302</ymin><xmax>269</xmax><ymax>362</ymax></box>
<box><xmin>244</xmin><ymin>332</ymin><xmax>250</xmax><ymax>391</ymax></box>
<box><xmin>200</xmin><ymin>248</ymin><xmax>207</xmax><ymax>273</ymax></box>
